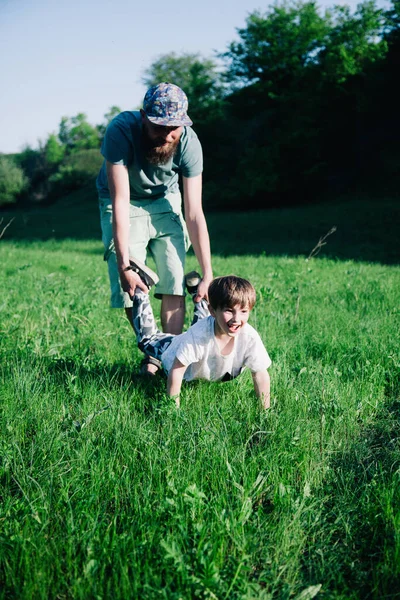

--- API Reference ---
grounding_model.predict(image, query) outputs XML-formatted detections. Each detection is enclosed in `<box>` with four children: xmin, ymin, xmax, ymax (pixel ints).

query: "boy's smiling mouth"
<box><xmin>212</xmin><ymin>302</ymin><xmax>251</xmax><ymax>338</ymax></box>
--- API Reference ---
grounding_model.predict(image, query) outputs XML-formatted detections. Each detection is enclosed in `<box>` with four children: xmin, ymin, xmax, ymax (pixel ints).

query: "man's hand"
<box><xmin>194</xmin><ymin>276</ymin><xmax>212</xmax><ymax>303</ymax></box>
<box><xmin>119</xmin><ymin>268</ymin><xmax>149</xmax><ymax>298</ymax></box>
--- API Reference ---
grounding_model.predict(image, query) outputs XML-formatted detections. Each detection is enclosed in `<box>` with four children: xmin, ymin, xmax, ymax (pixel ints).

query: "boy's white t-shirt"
<box><xmin>161</xmin><ymin>316</ymin><xmax>271</xmax><ymax>382</ymax></box>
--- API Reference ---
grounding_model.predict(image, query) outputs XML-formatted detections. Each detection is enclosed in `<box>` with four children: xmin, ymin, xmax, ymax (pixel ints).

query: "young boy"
<box><xmin>127</xmin><ymin>259</ymin><xmax>271</xmax><ymax>408</ymax></box>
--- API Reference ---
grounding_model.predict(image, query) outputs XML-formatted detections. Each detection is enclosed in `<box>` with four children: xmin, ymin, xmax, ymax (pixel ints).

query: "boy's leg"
<box><xmin>191</xmin><ymin>298</ymin><xmax>210</xmax><ymax>325</ymax></box>
<box><xmin>185</xmin><ymin>271</ymin><xmax>210</xmax><ymax>326</ymax></box>
<box><xmin>132</xmin><ymin>289</ymin><xmax>175</xmax><ymax>361</ymax></box>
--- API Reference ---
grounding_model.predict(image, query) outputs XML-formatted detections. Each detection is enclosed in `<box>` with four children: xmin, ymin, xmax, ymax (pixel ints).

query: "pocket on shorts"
<box><xmin>103</xmin><ymin>239</ymin><xmax>116</xmax><ymax>262</ymax></box>
<box><xmin>170</xmin><ymin>212</ymin><xmax>191</xmax><ymax>252</ymax></box>
<box><xmin>98</xmin><ymin>197</ymin><xmax>114</xmax><ymax>256</ymax></box>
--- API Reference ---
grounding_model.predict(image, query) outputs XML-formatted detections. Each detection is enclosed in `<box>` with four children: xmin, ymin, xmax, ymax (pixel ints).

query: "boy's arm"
<box><xmin>252</xmin><ymin>370</ymin><xmax>271</xmax><ymax>409</ymax></box>
<box><xmin>167</xmin><ymin>357</ymin><xmax>188</xmax><ymax>408</ymax></box>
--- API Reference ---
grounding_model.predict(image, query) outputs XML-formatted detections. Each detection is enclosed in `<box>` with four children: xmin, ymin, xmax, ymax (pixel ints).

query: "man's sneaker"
<box><xmin>185</xmin><ymin>271</ymin><xmax>202</xmax><ymax>296</ymax></box>
<box><xmin>127</xmin><ymin>257</ymin><xmax>159</xmax><ymax>289</ymax></box>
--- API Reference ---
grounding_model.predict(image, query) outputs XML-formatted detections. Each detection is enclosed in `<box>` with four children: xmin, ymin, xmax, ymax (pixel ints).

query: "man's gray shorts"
<box><xmin>99</xmin><ymin>193</ymin><xmax>190</xmax><ymax>308</ymax></box>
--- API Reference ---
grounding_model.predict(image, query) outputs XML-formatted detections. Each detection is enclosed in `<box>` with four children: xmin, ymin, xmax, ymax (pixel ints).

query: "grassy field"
<box><xmin>0</xmin><ymin>192</ymin><xmax>399</xmax><ymax>599</ymax></box>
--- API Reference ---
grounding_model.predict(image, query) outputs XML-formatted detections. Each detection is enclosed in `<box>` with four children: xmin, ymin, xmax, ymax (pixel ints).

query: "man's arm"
<box><xmin>107</xmin><ymin>161</ymin><xmax>148</xmax><ymax>296</ymax></box>
<box><xmin>166</xmin><ymin>357</ymin><xmax>188</xmax><ymax>407</ymax></box>
<box><xmin>252</xmin><ymin>370</ymin><xmax>271</xmax><ymax>409</ymax></box>
<box><xmin>182</xmin><ymin>174</ymin><xmax>213</xmax><ymax>301</ymax></box>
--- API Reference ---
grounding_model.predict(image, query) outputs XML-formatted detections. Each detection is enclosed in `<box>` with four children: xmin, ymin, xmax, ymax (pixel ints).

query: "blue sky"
<box><xmin>0</xmin><ymin>0</ymin><xmax>391</xmax><ymax>153</ymax></box>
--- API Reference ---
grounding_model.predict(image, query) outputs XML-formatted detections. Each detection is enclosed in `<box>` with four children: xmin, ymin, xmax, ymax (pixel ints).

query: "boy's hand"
<box><xmin>252</xmin><ymin>371</ymin><xmax>271</xmax><ymax>409</ymax></box>
<box><xmin>167</xmin><ymin>357</ymin><xmax>187</xmax><ymax>407</ymax></box>
<box><xmin>158</xmin><ymin>393</ymin><xmax>180</xmax><ymax>414</ymax></box>
<box><xmin>170</xmin><ymin>394</ymin><xmax>181</xmax><ymax>409</ymax></box>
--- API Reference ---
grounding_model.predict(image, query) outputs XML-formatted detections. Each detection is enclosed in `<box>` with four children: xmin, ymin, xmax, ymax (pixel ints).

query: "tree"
<box><xmin>384</xmin><ymin>0</ymin><xmax>400</xmax><ymax>44</ymax></box>
<box><xmin>209</xmin><ymin>0</ymin><xmax>393</xmax><ymax>209</ymax></box>
<box><xmin>0</xmin><ymin>155</ymin><xmax>28</xmax><ymax>206</ymax></box>
<box><xmin>319</xmin><ymin>1</ymin><xmax>388</xmax><ymax>84</ymax></box>
<box><xmin>48</xmin><ymin>149</ymin><xmax>103</xmax><ymax>197</ymax></box>
<box><xmin>58</xmin><ymin>113</ymin><xmax>100</xmax><ymax>154</ymax></box>
<box><xmin>15</xmin><ymin>139</ymin><xmax>63</xmax><ymax>203</ymax></box>
<box><xmin>45</xmin><ymin>134</ymin><xmax>65</xmax><ymax>166</ymax></box>
<box><xmin>223</xmin><ymin>1</ymin><xmax>328</xmax><ymax>96</ymax></box>
<box><xmin>97</xmin><ymin>106</ymin><xmax>122</xmax><ymax>140</ymax></box>
<box><xmin>223</xmin><ymin>0</ymin><xmax>387</xmax><ymax>94</ymax></box>
<box><xmin>16</xmin><ymin>146</ymin><xmax>46</xmax><ymax>183</ymax></box>
<box><xmin>142</xmin><ymin>52</ymin><xmax>225</xmax><ymax>121</ymax></box>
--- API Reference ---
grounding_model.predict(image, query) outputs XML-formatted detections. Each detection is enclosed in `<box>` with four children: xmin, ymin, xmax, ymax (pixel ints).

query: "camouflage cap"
<box><xmin>143</xmin><ymin>82</ymin><xmax>193</xmax><ymax>127</ymax></box>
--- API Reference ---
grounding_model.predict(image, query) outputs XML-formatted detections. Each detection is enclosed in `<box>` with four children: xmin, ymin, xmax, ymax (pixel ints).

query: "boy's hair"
<box><xmin>208</xmin><ymin>276</ymin><xmax>256</xmax><ymax>310</ymax></box>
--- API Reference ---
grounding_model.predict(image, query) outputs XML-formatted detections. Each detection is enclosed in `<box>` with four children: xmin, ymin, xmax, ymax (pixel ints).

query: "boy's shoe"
<box><xmin>140</xmin><ymin>355</ymin><xmax>162</xmax><ymax>376</ymax></box>
<box><xmin>184</xmin><ymin>271</ymin><xmax>202</xmax><ymax>296</ymax></box>
<box><xmin>126</xmin><ymin>257</ymin><xmax>159</xmax><ymax>289</ymax></box>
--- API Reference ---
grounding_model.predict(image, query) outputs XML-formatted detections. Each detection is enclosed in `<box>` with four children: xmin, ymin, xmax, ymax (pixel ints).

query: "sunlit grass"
<box><xmin>1</xmin><ymin>230</ymin><xmax>399</xmax><ymax>598</ymax></box>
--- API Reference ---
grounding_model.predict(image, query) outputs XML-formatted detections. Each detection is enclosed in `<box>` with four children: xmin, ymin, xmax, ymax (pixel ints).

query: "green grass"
<box><xmin>0</xmin><ymin>194</ymin><xmax>399</xmax><ymax>599</ymax></box>
<box><xmin>1</xmin><ymin>184</ymin><xmax>399</xmax><ymax>264</ymax></box>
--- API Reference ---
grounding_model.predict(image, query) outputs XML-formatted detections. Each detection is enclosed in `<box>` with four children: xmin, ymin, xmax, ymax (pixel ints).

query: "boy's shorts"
<box><xmin>99</xmin><ymin>193</ymin><xmax>190</xmax><ymax>308</ymax></box>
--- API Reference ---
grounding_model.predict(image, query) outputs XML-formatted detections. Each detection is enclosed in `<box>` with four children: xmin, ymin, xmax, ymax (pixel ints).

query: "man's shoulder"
<box><xmin>108</xmin><ymin>111</ymin><xmax>141</xmax><ymax>134</ymax></box>
<box><xmin>101</xmin><ymin>111</ymin><xmax>141</xmax><ymax>165</ymax></box>
<box><xmin>180</xmin><ymin>126</ymin><xmax>200</xmax><ymax>148</ymax></box>
<box><xmin>174</xmin><ymin>126</ymin><xmax>203</xmax><ymax>176</ymax></box>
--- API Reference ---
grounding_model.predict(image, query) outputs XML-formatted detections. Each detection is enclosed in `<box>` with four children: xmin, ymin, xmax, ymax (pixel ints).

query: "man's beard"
<box><xmin>142</xmin><ymin>132</ymin><xmax>180</xmax><ymax>166</ymax></box>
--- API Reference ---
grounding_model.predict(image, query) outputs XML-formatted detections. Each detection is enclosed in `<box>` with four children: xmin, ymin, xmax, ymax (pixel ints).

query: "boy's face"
<box><xmin>210</xmin><ymin>303</ymin><xmax>251</xmax><ymax>338</ymax></box>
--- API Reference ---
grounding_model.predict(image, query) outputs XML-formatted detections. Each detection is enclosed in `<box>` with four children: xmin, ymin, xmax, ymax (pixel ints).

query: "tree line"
<box><xmin>1</xmin><ymin>0</ymin><xmax>399</xmax><ymax>210</ymax></box>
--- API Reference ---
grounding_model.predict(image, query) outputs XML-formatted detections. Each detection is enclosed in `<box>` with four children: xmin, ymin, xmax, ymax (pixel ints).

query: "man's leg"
<box><xmin>161</xmin><ymin>295</ymin><xmax>185</xmax><ymax>334</ymax></box>
<box><xmin>99</xmin><ymin>197</ymin><xmax>149</xmax><ymax>317</ymax></box>
<box><xmin>99</xmin><ymin>197</ymin><xmax>128</xmax><ymax>311</ymax></box>
<box><xmin>149</xmin><ymin>207</ymin><xmax>189</xmax><ymax>334</ymax></box>
<box><xmin>99</xmin><ymin>199</ymin><xmax>164</xmax><ymax>374</ymax></box>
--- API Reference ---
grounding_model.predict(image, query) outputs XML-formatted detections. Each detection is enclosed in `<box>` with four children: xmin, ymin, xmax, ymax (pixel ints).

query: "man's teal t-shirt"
<box><xmin>96</xmin><ymin>111</ymin><xmax>203</xmax><ymax>202</ymax></box>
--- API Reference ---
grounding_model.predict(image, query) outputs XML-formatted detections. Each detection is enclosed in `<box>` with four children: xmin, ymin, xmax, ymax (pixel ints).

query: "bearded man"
<box><xmin>96</xmin><ymin>83</ymin><xmax>213</xmax><ymax>373</ymax></box>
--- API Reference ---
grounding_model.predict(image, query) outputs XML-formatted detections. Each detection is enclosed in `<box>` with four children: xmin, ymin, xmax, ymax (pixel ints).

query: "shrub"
<box><xmin>49</xmin><ymin>149</ymin><xmax>103</xmax><ymax>198</ymax></box>
<box><xmin>0</xmin><ymin>155</ymin><xmax>29</xmax><ymax>206</ymax></box>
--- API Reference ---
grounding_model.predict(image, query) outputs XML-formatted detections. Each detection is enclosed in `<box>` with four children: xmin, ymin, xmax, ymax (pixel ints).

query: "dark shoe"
<box><xmin>184</xmin><ymin>271</ymin><xmax>201</xmax><ymax>295</ymax></box>
<box><xmin>140</xmin><ymin>355</ymin><xmax>162</xmax><ymax>376</ymax></box>
<box><xmin>127</xmin><ymin>257</ymin><xmax>159</xmax><ymax>289</ymax></box>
